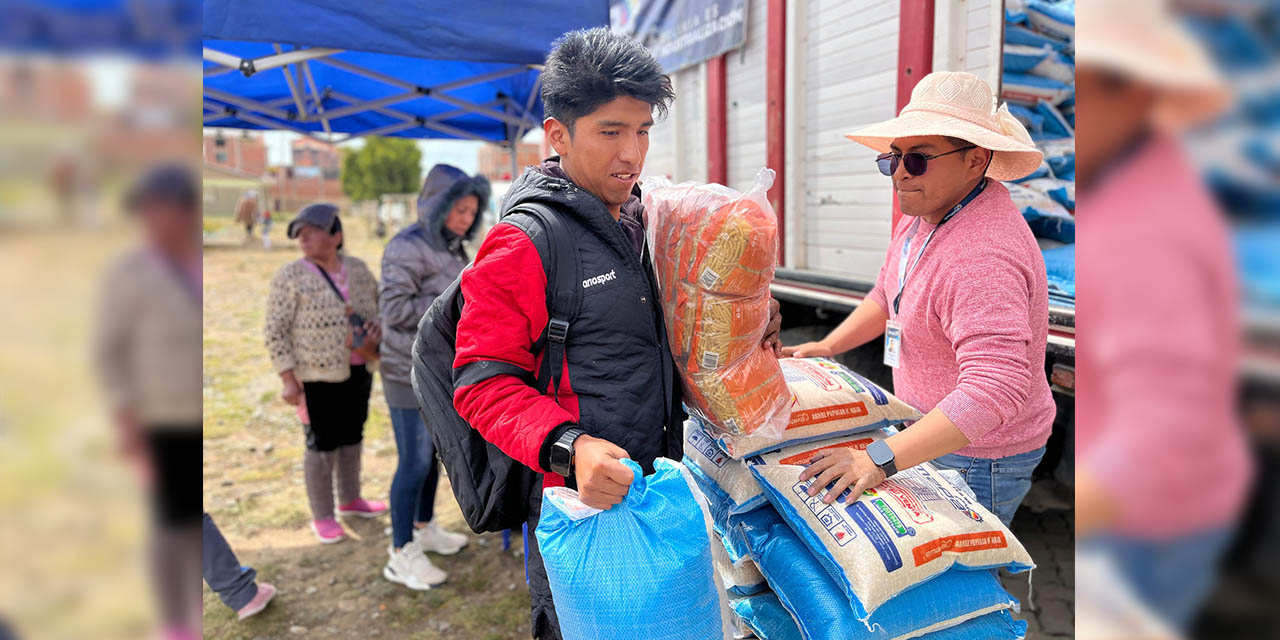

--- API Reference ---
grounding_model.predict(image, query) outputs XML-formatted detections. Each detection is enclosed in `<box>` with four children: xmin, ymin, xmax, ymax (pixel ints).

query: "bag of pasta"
<box><xmin>644</xmin><ymin>168</ymin><xmax>791</xmax><ymax>450</ymax></box>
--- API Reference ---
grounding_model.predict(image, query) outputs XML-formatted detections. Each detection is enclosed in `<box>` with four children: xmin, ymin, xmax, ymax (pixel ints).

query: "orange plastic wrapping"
<box><xmin>644</xmin><ymin>169</ymin><xmax>791</xmax><ymax>453</ymax></box>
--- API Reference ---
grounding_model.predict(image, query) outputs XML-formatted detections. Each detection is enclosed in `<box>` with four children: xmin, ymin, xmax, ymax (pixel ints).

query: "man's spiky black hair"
<box><xmin>541</xmin><ymin>27</ymin><xmax>674</xmax><ymax>134</ymax></box>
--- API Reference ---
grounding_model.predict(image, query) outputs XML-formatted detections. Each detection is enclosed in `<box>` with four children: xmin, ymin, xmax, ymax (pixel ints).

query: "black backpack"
<box><xmin>410</xmin><ymin>203</ymin><xmax>580</xmax><ymax>533</ymax></box>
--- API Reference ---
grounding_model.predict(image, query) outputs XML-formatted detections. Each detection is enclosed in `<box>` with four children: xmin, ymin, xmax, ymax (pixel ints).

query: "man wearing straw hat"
<box><xmin>1073</xmin><ymin>0</ymin><xmax>1253</xmax><ymax>631</ymax></box>
<box><xmin>783</xmin><ymin>71</ymin><xmax>1055</xmax><ymax>527</ymax></box>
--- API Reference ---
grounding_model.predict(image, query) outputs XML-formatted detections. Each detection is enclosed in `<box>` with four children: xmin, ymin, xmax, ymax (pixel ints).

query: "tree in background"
<box><xmin>341</xmin><ymin>137</ymin><xmax>421</xmax><ymax>202</ymax></box>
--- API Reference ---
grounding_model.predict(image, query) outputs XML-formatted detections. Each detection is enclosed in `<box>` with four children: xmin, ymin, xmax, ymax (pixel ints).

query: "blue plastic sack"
<box><xmin>1042</xmin><ymin>245</ymin><xmax>1076</xmax><ymax>299</ymax></box>
<box><xmin>1013</xmin><ymin>160</ymin><xmax>1054</xmax><ymax>183</ymax></box>
<box><xmin>1004</xmin><ymin>24</ymin><xmax>1069</xmax><ymax>51</ymax></box>
<box><xmin>1002</xmin><ymin>72</ymin><xmax>1074</xmax><ymax>107</ymax></box>
<box><xmin>1027</xmin><ymin>0</ymin><xmax>1075</xmax><ymax>41</ymax></box>
<box><xmin>1008</xmin><ymin>104</ymin><xmax>1045</xmax><ymax>137</ymax></box>
<box><xmin>535</xmin><ymin>458</ymin><xmax>732</xmax><ymax>640</ymax></box>
<box><xmin>1004</xmin><ymin>0</ymin><xmax>1028</xmax><ymax>25</ymax></box>
<box><xmin>919</xmin><ymin>610</ymin><xmax>1028</xmax><ymax>639</ymax></box>
<box><xmin>1038</xmin><ymin>137</ymin><xmax>1076</xmax><ymax>179</ymax></box>
<box><xmin>682</xmin><ymin>417</ymin><xmax>899</xmax><ymax>531</ymax></box>
<box><xmin>708</xmin><ymin>525</ymin><xmax>768</xmax><ymax>596</ymax></box>
<box><xmin>1030</xmin><ymin>48</ymin><xmax>1075</xmax><ymax>85</ymax></box>
<box><xmin>730</xmin><ymin>593</ymin><xmax>803</xmax><ymax>640</ymax></box>
<box><xmin>1236</xmin><ymin>225</ymin><xmax>1280</xmax><ymax>308</ymax></box>
<box><xmin>1008</xmin><ymin>182</ymin><xmax>1074</xmax><ymax>243</ymax></box>
<box><xmin>1003</xmin><ymin>43</ymin><xmax>1053</xmax><ymax>73</ymax></box>
<box><xmin>1022</xmin><ymin>177</ymin><xmax>1075</xmax><ymax>211</ymax></box>
<box><xmin>1059</xmin><ymin>95</ymin><xmax>1075</xmax><ymax>129</ymax></box>
<box><xmin>1034</xmin><ymin>101</ymin><xmax>1073</xmax><ymax>139</ymax></box>
<box><xmin>730</xmin><ymin>507</ymin><xmax>1021</xmax><ymax>639</ymax></box>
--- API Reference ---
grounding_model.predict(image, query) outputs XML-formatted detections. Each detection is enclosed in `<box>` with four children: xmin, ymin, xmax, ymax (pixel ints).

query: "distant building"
<box><xmin>0</xmin><ymin>58</ymin><xmax>91</xmax><ymax>122</ymax></box>
<box><xmin>290</xmin><ymin>137</ymin><xmax>342</xmax><ymax>178</ymax></box>
<box><xmin>204</xmin><ymin>131</ymin><xmax>268</xmax><ymax>177</ymax></box>
<box><xmin>476</xmin><ymin>142</ymin><xmax>542</xmax><ymax>182</ymax></box>
<box><xmin>258</xmin><ymin>137</ymin><xmax>345</xmax><ymax>214</ymax></box>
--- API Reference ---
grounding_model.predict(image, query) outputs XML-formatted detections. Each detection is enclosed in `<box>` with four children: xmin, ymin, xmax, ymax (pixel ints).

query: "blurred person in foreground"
<box><xmin>264</xmin><ymin>203</ymin><xmax>386</xmax><ymax>544</ymax></box>
<box><xmin>783</xmin><ymin>71</ymin><xmax>1054</xmax><ymax>528</ymax></box>
<box><xmin>378</xmin><ymin>165</ymin><xmax>483</xmax><ymax>590</ymax></box>
<box><xmin>92</xmin><ymin>164</ymin><xmax>203</xmax><ymax>640</ymax></box>
<box><xmin>1074</xmin><ymin>0</ymin><xmax>1254</xmax><ymax>632</ymax></box>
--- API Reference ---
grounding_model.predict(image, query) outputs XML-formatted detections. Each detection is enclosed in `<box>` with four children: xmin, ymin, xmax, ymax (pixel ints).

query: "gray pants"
<box><xmin>202</xmin><ymin>513</ymin><xmax>259</xmax><ymax>611</ymax></box>
<box><xmin>303</xmin><ymin>443</ymin><xmax>363</xmax><ymax>520</ymax></box>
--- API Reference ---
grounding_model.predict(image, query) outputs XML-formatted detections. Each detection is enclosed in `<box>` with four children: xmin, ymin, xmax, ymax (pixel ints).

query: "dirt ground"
<box><xmin>202</xmin><ymin>217</ymin><xmax>531</xmax><ymax>640</ymax></box>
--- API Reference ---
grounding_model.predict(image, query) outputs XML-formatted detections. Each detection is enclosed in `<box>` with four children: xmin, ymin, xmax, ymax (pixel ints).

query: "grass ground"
<box><xmin>202</xmin><ymin>217</ymin><xmax>529</xmax><ymax>640</ymax></box>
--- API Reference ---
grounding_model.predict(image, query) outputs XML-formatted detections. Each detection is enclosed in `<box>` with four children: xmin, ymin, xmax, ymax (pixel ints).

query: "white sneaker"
<box><xmin>383</xmin><ymin>542</ymin><xmax>447</xmax><ymax>590</ymax></box>
<box><xmin>413</xmin><ymin>521</ymin><xmax>469</xmax><ymax>556</ymax></box>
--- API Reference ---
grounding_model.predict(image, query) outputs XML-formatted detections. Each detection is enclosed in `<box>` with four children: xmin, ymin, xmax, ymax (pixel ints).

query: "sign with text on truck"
<box><xmin>611</xmin><ymin>0</ymin><xmax>747</xmax><ymax>73</ymax></box>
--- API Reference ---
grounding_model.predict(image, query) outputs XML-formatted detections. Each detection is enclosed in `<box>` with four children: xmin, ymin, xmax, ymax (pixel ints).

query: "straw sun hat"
<box><xmin>844</xmin><ymin>71</ymin><xmax>1043</xmax><ymax>182</ymax></box>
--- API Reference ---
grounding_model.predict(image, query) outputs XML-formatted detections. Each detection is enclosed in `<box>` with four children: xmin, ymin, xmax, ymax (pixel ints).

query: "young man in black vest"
<box><xmin>451</xmin><ymin>27</ymin><xmax>780</xmax><ymax>640</ymax></box>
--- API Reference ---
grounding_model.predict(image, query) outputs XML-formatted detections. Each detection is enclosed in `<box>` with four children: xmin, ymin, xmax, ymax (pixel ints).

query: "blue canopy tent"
<box><xmin>203</xmin><ymin>0</ymin><xmax>609</xmax><ymax>170</ymax></box>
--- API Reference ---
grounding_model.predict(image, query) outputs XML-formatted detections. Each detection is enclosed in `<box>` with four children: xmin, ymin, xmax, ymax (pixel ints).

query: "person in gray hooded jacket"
<box><xmin>379</xmin><ymin>164</ymin><xmax>487</xmax><ymax>590</ymax></box>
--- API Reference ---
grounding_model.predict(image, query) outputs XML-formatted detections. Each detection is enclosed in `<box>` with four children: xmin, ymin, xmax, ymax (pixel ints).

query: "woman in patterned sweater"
<box><xmin>265</xmin><ymin>203</ymin><xmax>387</xmax><ymax>543</ymax></box>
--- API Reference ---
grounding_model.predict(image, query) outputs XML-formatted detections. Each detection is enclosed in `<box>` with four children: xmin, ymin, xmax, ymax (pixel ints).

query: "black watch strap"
<box><xmin>550</xmin><ymin>427</ymin><xmax>585</xmax><ymax>477</ymax></box>
<box><xmin>880</xmin><ymin>456</ymin><xmax>898</xmax><ymax>477</ymax></box>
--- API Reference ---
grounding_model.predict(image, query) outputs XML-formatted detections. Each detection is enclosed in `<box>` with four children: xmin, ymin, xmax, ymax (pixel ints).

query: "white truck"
<box><xmin>639</xmin><ymin>0</ymin><xmax>1077</xmax><ymax>489</ymax></box>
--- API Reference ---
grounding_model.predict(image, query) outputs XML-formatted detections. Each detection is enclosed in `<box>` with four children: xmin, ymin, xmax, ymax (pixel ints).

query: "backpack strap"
<box><xmin>501</xmin><ymin>203</ymin><xmax>581</xmax><ymax>397</ymax></box>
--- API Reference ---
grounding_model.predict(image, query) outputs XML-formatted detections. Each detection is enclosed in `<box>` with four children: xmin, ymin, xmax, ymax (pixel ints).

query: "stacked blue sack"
<box><xmin>1042</xmin><ymin>244</ymin><xmax>1076</xmax><ymax>309</ymax></box>
<box><xmin>683</xmin><ymin>418</ymin><xmax>1031</xmax><ymax>640</ymax></box>
<box><xmin>1236</xmin><ymin>224</ymin><xmax>1280</xmax><ymax>310</ymax></box>
<box><xmin>1001</xmin><ymin>0</ymin><xmax>1075</xmax><ymax>308</ymax></box>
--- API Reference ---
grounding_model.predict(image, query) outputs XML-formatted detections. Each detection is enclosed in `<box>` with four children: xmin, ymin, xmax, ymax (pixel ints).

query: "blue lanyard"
<box><xmin>892</xmin><ymin>179</ymin><xmax>986</xmax><ymax>316</ymax></box>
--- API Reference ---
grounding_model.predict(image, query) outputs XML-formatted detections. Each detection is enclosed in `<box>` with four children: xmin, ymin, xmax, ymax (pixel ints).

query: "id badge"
<box><xmin>884</xmin><ymin>320</ymin><xmax>903</xmax><ymax>368</ymax></box>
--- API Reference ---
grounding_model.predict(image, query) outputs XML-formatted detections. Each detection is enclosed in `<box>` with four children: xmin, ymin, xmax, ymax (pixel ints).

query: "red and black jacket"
<box><xmin>452</xmin><ymin>161</ymin><xmax>684</xmax><ymax>490</ymax></box>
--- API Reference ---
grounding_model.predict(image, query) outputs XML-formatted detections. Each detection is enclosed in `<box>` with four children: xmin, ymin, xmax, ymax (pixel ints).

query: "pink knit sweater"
<box><xmin>867</xmin><ymin>180</ymin><xmax>1055</xmax><ymax>459</ymax></box>
<box><xmin>1076</xmin><ymin>134</ymin><xmax>1252</xmax><ymax>538</ymax></box>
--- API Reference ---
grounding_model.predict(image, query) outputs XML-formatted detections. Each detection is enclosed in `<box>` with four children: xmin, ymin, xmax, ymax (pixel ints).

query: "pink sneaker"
<box><xmin>337</xmin><ymin>497</ymin><xmax>388</xmax><ymax>518</ymax></box>
<box><xmin>236</xmin><ymin>582</ymin><xmax>277</xmax><ymax>620</ymax></box>
<box><xmin>311</xmin><ymin>517</ymin><xmax>346</xmax><ymax>544</ymax></box>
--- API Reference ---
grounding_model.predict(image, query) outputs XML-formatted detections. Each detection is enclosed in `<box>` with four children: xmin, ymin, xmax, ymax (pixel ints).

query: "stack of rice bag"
<box><xmin>685</xmin><ymin>357</ymin><xmax>1032</xmax><ymax>640</ymax></box>
<box><xmin>1002</xmin><ymin>0</ymin><xmax>1076</xmax><ymax>308</ymax></box>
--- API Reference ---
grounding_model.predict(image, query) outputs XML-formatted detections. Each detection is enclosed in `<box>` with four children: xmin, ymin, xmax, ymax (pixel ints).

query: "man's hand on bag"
<box><xmin>762</xmin><ymin>297</ymin><xmax>783</xmax><ymax>356</ymax></box>
<box><xmin>780</xmin><ymin>340</ymin><xmax>834</xmax><ymax>358</ymax></box>
<box><xmin>800</xmin><ymin>446</ymin><xmax>886</xmax><ymax>505</ymax></box>
<box><xmin>573</xmin><ymin>434</ymin><xmax>633</xmax><ymax>510</ymax></box>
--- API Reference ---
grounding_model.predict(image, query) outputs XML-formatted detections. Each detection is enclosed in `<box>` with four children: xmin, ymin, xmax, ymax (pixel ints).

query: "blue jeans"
<box><xmin>389</xmin><ymin>407</ymin><xmax>441</xmax><ymax>549</ymax></box>
<box><xmin>202</xmin><ymin>513</ymin><xmax>258</xmax><ymax>611</ymax></box>
<box><xmin>931</xmin><ymin>446</ymin><xmax>1046</xmax><ymax>527</ymax></box>
<box><xmin>1080</xmin><ymin>526</ymin><xmax>1236</xmax><ymax>633</ymax></box>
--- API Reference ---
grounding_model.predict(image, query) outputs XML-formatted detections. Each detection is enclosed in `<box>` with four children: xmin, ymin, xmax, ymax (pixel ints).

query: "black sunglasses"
<box><xmin>876</xmin><ymin>145</ymin><xmax>976</xmax><ymax>176</ymax></box>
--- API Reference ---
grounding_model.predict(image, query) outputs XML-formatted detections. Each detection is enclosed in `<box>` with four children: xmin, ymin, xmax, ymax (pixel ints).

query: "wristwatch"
<box><xmin>549</xmin><ymin>427</ymin><xmax>585</xmax><ymax>477</ymax></box>
<box><xmin>866</xmin><ymin>440</ymin><xmax>898</xmax><ymax>478</ymax></box>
